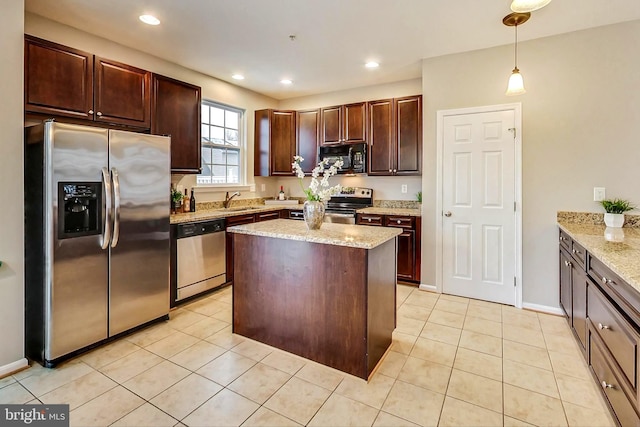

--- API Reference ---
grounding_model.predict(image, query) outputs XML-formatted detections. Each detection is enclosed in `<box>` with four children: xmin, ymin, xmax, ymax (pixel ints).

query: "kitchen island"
<box><xmin>227</xmin><ymin>219</ymin><xmax>401</xmax><ymax>380</ymax></box>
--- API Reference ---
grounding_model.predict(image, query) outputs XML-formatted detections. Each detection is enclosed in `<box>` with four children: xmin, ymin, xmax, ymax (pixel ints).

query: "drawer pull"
<box><xmin>601</xmin><ymin>381</ymin><xmax>615</xmax><ymax>389</ymax></box>
<box><xmin>598</xmin><ymin>323</ymin><xmax>610</xmax><ymax>330</ymax></box>
<box><xmin>601</xmin><ymin>276</ymin><xmax>616</xmax><ymax>286</ymax></box>
<box><xmin>559</xmin><ymin>236</ymin><xmax>565</xmax><ymax>241</ymax></box>
<box><xmin>564</xmin><ymin>260</ymin><xmax>572</xmax><ymax>268</ymax></box>
<box><xmin>397</xmin><ymin>220</ymin><xmax>401</xmax><ymax>224</ymax></box>
<box><xmin>572</xmin><ymin>248</ymin><xmax>582</xmax><ymax>255</ymax></box>
<box><xmin>368</xmin><ymin>218</ymin><xmax>372</xmax><ymax>222</ymax></box>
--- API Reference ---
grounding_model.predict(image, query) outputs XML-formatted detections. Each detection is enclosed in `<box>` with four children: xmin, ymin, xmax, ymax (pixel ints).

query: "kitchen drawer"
<box><xmin>570</xmin><ymin>240</ymin><xmax>586</xmax><ymax>269</ymax></box>
<box><xmin>589</xmin><ymin>254</ymin><xmax>640</xmax><ymax>326</ymax></box>
<box><xmin>256</xmin><ymin>211</ymin><xmax>280</xmax><ymax>222</ymax></box>
<box><xmin>357</xmin><ymin>214</ymin><xmax>384</xmax><ymax>226</ymax></box>
<box><xmin>590</xmin><ymin>332</ymin><xmax>640</xmax><ymax>426</ymax></box>
<box><xmin>588</xmin><ymin>284</ymin><xmax>638</xmax><ymax>389</ymax></box>
<box><xmin>559</xmin><ymin>229</ymin><xmax>572</xmax><ymax>252</ymax></box>
<box><xmin>385</xmin><ymin>216</ymin><xmax>415</xmax><ymax>229</ymax></box>
<box><xmin>226</xmin><ymin>214</ymin><xmax>256</xmax><ymax>227</ymax></box>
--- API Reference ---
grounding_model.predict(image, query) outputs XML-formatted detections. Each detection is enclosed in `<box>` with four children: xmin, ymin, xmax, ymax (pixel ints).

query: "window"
<box><xmin>198</xmin><ymin>101</ymin><xmax>244</xmax><ymax>185</ymax></box>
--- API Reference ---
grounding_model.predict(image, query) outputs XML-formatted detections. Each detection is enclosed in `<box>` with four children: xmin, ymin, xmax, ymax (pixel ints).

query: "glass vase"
<box><xmin>303</xmin><ymin>200</ymin><xmax>325</xmax><ymax>230</ymax></box>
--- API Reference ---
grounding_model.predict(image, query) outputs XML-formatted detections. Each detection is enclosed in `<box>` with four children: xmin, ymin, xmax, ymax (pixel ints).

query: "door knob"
<box><xmin>444</xmin><ymin>211</ymin><xmax>452</xmax><ymax>217</ymax></box>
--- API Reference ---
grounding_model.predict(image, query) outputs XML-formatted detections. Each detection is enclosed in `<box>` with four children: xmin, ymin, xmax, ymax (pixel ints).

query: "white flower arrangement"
<box><xmin>292</xmin><ymin>156</ymin><xmax>344</xmax><ymax>202</ymax></box>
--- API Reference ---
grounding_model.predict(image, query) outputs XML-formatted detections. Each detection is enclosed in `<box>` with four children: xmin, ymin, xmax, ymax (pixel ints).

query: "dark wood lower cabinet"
<box><xmin>559</xmin><ymin>227</ymin><xmax>640</xmax><ymax>426</ymax></box>
<box><xmin>232</xmin><ymin>232</ymin><xmax>396</xmax><ymax>379</ymax></box>
<box><xmin>357</xmin><ymin>213</ymin><xmax>421</xmax><ymax>284</ymax></box>
<box><xmin>225</xmin><ymin>214</ymin><xmax>256</xmax><ymax>285</ymax></box>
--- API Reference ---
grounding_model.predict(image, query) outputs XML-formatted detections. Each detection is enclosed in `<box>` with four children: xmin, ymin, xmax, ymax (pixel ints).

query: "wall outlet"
<box><xmin>593</xmin><ymin>187</ymin><xmax>606</xmax><ymax>202</ymax></box>
<box><xmin>401</xmin><ymin>184</ymin><xmax>408</xmax><ymax>194</ymax></box>
<box><xmin>260</xmin><ymin>184</ymin><xmax>266</xmax><ymax>192</ymax></box>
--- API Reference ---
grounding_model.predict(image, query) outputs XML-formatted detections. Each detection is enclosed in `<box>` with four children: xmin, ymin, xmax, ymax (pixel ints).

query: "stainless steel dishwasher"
<box><xmin>176</xmin><ymin>218</ymin><xmax>226</xmax><ymax>301</ymax></box>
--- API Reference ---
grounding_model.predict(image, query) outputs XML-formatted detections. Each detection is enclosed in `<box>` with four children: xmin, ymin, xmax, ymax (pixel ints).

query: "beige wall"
<box><xmin>276</xmin><ymin>79</ymin><xmax>423</xmax><ymax>201</ymax></box>
<box><xmin>421</xmin><ymin>20</ymin><xmax>640</xmax><ymax>308</ymax></box>
<box><xmin>24</xmin><ymin>13</ymin><xmax>279</xmax><ymax>204</ymax></box>
<box><xmin>0</xmin><ymin>0</ymin><xmax>26</xmax><ymax>371</ymax></box>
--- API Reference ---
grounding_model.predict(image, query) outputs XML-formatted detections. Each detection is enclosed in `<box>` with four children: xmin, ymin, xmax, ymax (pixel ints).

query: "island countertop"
<box><xmin>227</xmin><ymin>218</ymin><xmax>401</xmax><ymax>249</ymax></box>
<box><xmin>557</xmin><ymin>221</ymin><xmax>640</xmax><ymax>292</ymax></box>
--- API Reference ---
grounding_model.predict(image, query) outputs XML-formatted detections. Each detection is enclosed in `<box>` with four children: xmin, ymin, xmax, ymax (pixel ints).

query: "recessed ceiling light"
<box><xmin>232</xmin><ymin>74</ymin><xmax>245</xmax><ymax>80</ymax></box>
<box><xmin>139</xmin><ymin>15</ymin><xmax>160</xmax><ymax>25</ymax></box>
<box><xmin>365</xmin><ymin>61</ymin><xmax>379</xmax><ymax>69</ymax></box>
<box><xmin>280</xmin><ymin>79</ymin><xmax>293</xmax><ymax>85</ymax></box>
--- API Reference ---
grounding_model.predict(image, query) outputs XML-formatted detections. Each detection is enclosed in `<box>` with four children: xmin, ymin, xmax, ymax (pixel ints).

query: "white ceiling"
<box><xmin>24</xmin><ymin>0</ymin><xmax>640</xmax><ymax>100</ymax></box>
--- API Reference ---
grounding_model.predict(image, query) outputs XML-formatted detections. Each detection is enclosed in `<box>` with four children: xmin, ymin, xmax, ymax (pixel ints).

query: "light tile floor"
<box><xmin>0</xmin><ymin>285</ymin><xmax>616</xmax><ymax>427</ymax></box>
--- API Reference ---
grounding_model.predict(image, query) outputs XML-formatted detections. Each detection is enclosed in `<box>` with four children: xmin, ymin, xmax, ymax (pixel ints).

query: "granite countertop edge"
<box><xmin>228</xmin><ymin>219</ymin><xmax>402</xmax><ymax>249</ymax></box>
<box><xmin>171</xmin><ymin>205</ymin><xmax>422</xmax><ymax>224</ymax></box>
<box><xmin>557</xmin><ymin>221</ymin><xmax>640</xmax><ymax>293</ymax></box>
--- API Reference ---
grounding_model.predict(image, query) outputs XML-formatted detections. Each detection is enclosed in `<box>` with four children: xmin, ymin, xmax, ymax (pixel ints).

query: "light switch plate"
<box><xmin>401</xmin><ymin>184</ymin><xmax>408</xmax><ymax>194</ymax></box>
<box><xmin>594</xmin><ymin>187</ymin><xmax>606</xmax><ymax>202</ymax></box>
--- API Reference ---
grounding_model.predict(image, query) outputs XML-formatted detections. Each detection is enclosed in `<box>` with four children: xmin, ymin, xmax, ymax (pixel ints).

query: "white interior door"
<box><xmin>441</xmin><ymin>109</ymin><xmax>516</xmax><ymax>305</ymax></box>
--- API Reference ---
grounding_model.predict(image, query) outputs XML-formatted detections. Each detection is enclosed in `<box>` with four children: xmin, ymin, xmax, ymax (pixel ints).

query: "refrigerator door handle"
<box><xmin>101</xmin><ymin>167</ymin><xmax>112</xmax><ymax>249</ymax></box>
<box><xmin>111</xmin><ymin>167</ymin><xmax>121</xmax><ymax>248</ymax></box>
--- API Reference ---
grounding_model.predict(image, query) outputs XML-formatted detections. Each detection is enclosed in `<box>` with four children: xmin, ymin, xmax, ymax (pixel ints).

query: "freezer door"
<box><xmin>48</xmin><ymin>122</ymin><xmax>109</xmax><ymax>360</ymax></box>
<box><xmin>108</xmin><ymin>130</ymin><xmax>170</xmax><ymax>335</ymax></box>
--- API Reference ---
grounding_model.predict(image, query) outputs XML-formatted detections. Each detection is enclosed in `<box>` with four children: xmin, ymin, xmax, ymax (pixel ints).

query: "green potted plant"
<box><xmin>600</xmin><ymin>198</ymin><xmax>635</xmax><ymax>228</ymax></box>
<box><xmin>171</xmin><ymin>187</ymin><xmax>183</xmax><ymax>214</ymax></box>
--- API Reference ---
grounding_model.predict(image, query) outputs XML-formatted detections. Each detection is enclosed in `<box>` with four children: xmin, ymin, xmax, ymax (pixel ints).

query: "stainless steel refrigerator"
<box><xmin>25</xmin><ymin>121</ymin><xmax>170</xmax><ymax>367</ymax></box>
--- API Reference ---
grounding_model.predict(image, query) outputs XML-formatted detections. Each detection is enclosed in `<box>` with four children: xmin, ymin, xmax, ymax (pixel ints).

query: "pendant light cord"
<box><xmin>514</xmin><ymin>24</ymin><xmax>518</xmax><ymax>69</ymax></box>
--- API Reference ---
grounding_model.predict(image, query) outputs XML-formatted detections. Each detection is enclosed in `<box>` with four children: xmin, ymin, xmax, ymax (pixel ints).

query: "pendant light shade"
<box><xmin>510</xmin><ymin>0</ymin><xmax>552</xmax><ymax>13</ymax></box>
<box><xmin>506</xmin><ymin>68</ymin><xmax>526</xmax><ymax>96</ymax></box>
<box><xmin>503</xmin><ymin>12</ymin><xmax>530</xmax><ymax>96</ymax></box>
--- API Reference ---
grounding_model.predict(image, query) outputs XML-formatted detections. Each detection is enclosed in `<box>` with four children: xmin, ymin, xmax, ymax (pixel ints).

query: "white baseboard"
<box><xmin>0</xmin><ymin>358</ymin><xmax>28</xmax><ymax>378</ymax></box>
<box><xmin>418</xmin><ymin>283</ymin><xmax>437</xmax><ymax>292</ymax></box>
<box><xmin>522</xmin><ymin>302</ymin><xmax>564</xmax><ymax>316</ymax></box>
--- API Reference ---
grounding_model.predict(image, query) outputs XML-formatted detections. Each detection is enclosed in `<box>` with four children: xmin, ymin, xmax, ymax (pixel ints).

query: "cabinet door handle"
<box><xmin>389</xmin><ymin>169</ymin><xmax>392</xmax><ymax>173</ymax></box>
<box><xmin>601</xmin><ymin>276</ymin><xmax>615</xmax><ymax>286</ymax></box>
<box><xmin>88</xmin><ymin>109</ymin><xmax>94</xmax><ymax>114</ymax></box>
<box><xmin>393</xmin><ymin>169</ymin><xmax>397</xmax><ymax>173</ymax></box>
<box><xmin>602</xmin><ymin>381</ymin><xmax>615</xmax><ymax>389</ymax></box>
<box><xmin>564</xmin><ymin>260</ymin><xmax>572</xmax><ymax>267</ymax></box>
<box><xmin>559</xmin><ymin>236</ymin><xmax>565</xmax><ymax>241</ymax></box>
<box><xmin>572</xmin><ymin>248</ymin><xmax>581</xmax><ymax>255</ymax></box>
<box><xmin>598</xmin><ymin>323</ymin><xmax>610</xmax><ymax>330</ymax></box>
<box><xmin>97</xmin><ymin>111</ymin><xmax>103</xmax><ymax>117</ymax></box>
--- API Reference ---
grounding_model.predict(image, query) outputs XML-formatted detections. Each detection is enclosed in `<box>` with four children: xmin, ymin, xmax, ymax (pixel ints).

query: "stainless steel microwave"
<box><xmin>318</xmin><ymin>143</ymin><xmax>366</xmax><ymax>175</ymax></box>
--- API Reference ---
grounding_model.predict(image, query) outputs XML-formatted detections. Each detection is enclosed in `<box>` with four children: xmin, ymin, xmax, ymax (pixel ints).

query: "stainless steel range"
<box><xmin>324</xmin><ymin>187</ymin><xmax>373</xmax><ymax>224</ymax></box>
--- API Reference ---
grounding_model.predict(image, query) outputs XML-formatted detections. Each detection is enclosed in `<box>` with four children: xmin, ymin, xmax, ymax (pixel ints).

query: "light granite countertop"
<box><xmin>171</xmin><ymin>204</ymin><xmax>422</xmax><ymax>224</ymax></box>
<box><xmin>170</xmin><ymin>205</ymin><xmax>290</xmax><ymax>224</ymax></box>
<box><xmin>557</xmin><ymin>221</ymin><xmax>640</xmax><ymax>292</ymax></box>
<box><xmin>357</xmin><ymin>207</ymin><xmax>421</xmax><ymax>217</ymax></box>
<box><xmin>227</xmin><ymin>219</ymin><xmax>402</xmax><ymax>249</ymax></box>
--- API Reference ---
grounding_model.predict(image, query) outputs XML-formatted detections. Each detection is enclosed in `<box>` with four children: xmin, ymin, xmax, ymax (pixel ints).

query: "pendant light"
<box><xmin>503</xmin><ymin>12</ymin><xmax>530</xmax><ymax>96</ymax></box>
<box><xmin>510</xmin><ymin>0</ymin><xmax>552</xmax><ymax>13</ymax></box>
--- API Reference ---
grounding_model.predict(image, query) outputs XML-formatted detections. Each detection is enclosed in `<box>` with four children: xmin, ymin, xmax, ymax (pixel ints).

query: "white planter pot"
<box><xmin>604</xmin><ymin>213</ymin><xmax>625</xmax><ymax>228</ymax></box>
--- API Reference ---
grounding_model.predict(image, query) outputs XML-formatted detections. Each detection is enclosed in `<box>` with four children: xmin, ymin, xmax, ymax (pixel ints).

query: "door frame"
<box><xmin>435</xmin><ymin>103</ymin><xmax>523</xmax><ymax>308</ymax></box>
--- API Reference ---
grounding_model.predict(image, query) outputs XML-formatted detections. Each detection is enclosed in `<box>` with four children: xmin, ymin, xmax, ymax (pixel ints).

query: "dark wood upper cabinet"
<box><xmin>296</xmin><ymin>109</ymin><xmax>320</xmax><ymax>174</ymax></box>
<box><xmin>343</xmin><ymin>102</ymin><xmax>367</xmax><ymax>143</ymax></box>
<box><xmin>25</xmin><ymin>35</ymin><xmax>152</xmax><ymax>130</ymax></box>
<box><xmin>320</xmin><ymin>102</ymin><xmax>366</xmax><ymax>145</ymax></box>
<box><xmin>151</xmin><ymin>74</ymin><xmax>202</xmax><ymax>173</ymax></box>
<box><xmin>368</xmin><ymin>95</ymin><xmax>422</xmax><ymax>176</ymax></box>
<box><xmin>254</xmin><ymin>109</ymin><xmax>296</xmax><ymax>176</ymax></box>
<box><xmin>24</xmin><ymin>35</ymin><xmax>93</xmax><ymax>120</ymax></box>
<box><xmin>395</xmin><ymin>95</ymin><xmax>422</xmax><ymax>175</ymax></box>
<box><xmin>94</xmin><ymin>57</ymin><xmax>151</xmax><ymax>128</ymax></box>
<box><xmin>368</xmin><ymin>99</ymin><xmax>394</xmax><ymax>175</ymax></box>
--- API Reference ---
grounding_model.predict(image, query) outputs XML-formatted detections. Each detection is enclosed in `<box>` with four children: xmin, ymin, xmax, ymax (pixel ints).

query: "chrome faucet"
<box><xmin>223</xmin><ymin>191</ymin><xmax>240</xmax><ymax>208</ymax></box>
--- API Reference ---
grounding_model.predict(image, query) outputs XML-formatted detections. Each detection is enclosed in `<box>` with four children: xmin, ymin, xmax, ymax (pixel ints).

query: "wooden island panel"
<box><xmin>232</xmin><ymin>233</ymin><xmax>396</xmax><ymax>379</ymax></box>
